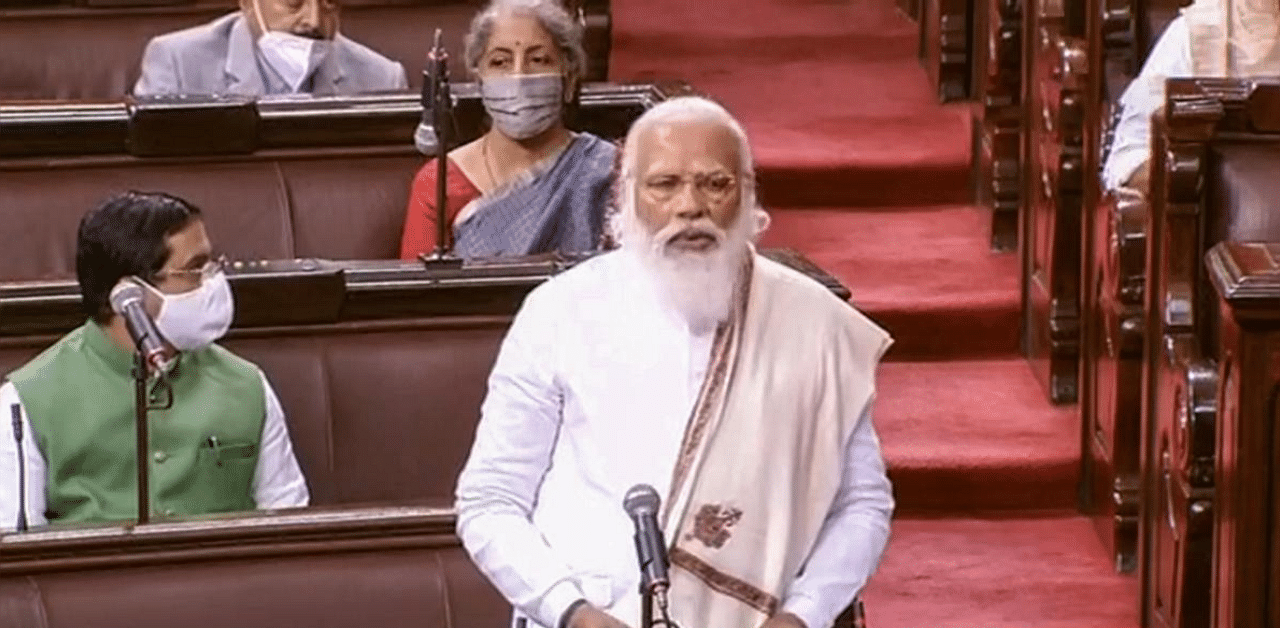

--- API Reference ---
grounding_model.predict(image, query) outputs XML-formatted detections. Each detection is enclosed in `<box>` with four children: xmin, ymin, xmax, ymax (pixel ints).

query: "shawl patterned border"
<box><xmin>660</xmin><ymin>253</ymin><xmax>755</xmax><ymax>523</ymax></box>
<box><xmin>669</xmin><ymin>545</ymin><xmax>779</xmax><ymax>615</ymax></box>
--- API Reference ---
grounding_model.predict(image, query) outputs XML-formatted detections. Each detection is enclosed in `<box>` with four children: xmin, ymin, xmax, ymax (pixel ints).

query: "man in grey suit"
<box><xmin>134</xmin><ymin>0</ymin><xmax>408</xmax><ymax>97</ymax></box>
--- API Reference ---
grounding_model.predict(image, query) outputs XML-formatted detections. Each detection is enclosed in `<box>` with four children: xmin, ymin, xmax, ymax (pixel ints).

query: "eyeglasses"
<box><xmin>153</xmin><ymin>255</ymin><xmax>228</xmax><ymax>284</ymax></box>
<box><xmin>641</xmin><ymin>172</ymin><xmax>740</xmax><ymax>203</ymax></box>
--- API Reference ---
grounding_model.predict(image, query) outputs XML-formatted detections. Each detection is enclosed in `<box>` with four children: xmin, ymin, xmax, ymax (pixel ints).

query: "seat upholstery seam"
<box><xmin>270</xmin><ymin>161</ymin><xmax>299</xmax><ymax>258</ymax></box>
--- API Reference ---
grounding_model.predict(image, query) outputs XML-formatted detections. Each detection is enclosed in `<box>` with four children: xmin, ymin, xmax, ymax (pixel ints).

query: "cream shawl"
<box><xmin>1183</xmin><ymin>0</ymin><xmax>1280</xmax><ymax>76</ymax></box>
<box><xmin>658</xmin><ymin>252</ymin><xmax>891</xmax><ymax>628</ymax></box>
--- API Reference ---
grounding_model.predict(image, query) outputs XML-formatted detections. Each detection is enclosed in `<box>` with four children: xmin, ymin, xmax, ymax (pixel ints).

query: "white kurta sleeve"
<box><xmin>1101</xmin><ymin>16</ymin><xmax>1193</xmax><ymax>191</ymax></box>
<box><xmin>0</xmin><ymin>382</ymin><xmax>48</xmax><ymax>532</ymax></box>
<box><xmin>780</xmin><ymin>403</ymin><xmax>894</xmax><ymax>628</ymax></box>
<box><xmin>251</xmin><ymin>371</ymin><xmax>310</xmax><ymax>509</ymax></box>
<box><xmin>455</xmin><ymin>287</ymin><xmax>588</xmax><ymax>628</ymax></box>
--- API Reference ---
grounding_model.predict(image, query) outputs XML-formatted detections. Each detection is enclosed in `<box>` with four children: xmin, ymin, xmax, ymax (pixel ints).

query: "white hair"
<box><xmin>609</xmin><ymin>96</ymin><xmax>769</xmax><ymax>244</ymax></box>
<box><xmin>464</xmin><ymin>0</ymin><xmax>587</xmax><ymax>83</ymax></box>
<box><xmin>610</xmin><ymin>96</ymin><xmax>771</xmax><ymax>332</ymax></box>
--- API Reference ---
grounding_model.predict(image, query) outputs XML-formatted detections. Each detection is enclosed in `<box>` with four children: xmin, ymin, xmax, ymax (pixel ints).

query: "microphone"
<box><xmin>623</xmin><ymin>484</ymin><xmax>671</xmax><ymax>613</ymax></box>
<box><xmin>109</xmin><ymin>280</ymin><xmax>168</xmax><ymax>372</ymax></box>
<box><xmin>415</xmin><ymin>29</ymin><xmax>452</xmax><ymax>156</ymax></box>
<box><xmin>10</xmin><ymin>403</ymin><xmax>27</xmax><ymax>532</ymax></box>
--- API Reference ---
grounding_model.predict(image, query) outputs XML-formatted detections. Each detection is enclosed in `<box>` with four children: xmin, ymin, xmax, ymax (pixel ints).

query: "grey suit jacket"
<box><xmin>133</xmin><ymin>12</ymin><xmax>408</xmax><ymax>97</ymax></box>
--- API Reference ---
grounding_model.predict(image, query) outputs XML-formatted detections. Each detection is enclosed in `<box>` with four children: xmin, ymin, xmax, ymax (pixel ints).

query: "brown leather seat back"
<box><xmin>18</xmin><ymin>545</ymin><xmax>506</xmax><ymax>628</ymax></box>
<box><xmin>0</xmin><ymin>151</ymin><xmax>420</xmax><ymax>280</ymax></box>
<box><xmin>224</xmin><ymin>320</ymin><xmax>507</xmax><ymax>505</ymax></box>
<box><xmin>0</xmin><ymin>316</ymin><xmax>508</xmax><ymax>506</ymax></box>
<box><xmin>0</xmin><ymin>1</ymin><xmax>606</xmax><ymax>100</ymax></box>
<box><xmin>0</xmin><ymin>4</ymin><xmax>475</xmax><ymax>100</ymax></box>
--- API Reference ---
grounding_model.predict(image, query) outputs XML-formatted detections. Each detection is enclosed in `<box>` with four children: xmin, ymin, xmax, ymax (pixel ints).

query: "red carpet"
<box><xmin>610</xmin><ymin>0</ymin><xmax>1139</xmax><ymax>625</ymax></box>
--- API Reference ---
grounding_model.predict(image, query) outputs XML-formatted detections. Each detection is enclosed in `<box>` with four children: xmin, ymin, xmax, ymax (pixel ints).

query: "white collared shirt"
<box><xmin>1102</xmin><ymin>17</ymin><xmax>1194</xmax><ymax>190</ymax></box>
<box><xmin>455</xmin><ymin>251</ymin><xmax>893</xmax><ymax>628</ymax></box>
<box><xmin>0</xmin><ymin>369</ymin><xmax>309</xmax><ymax>532</ymax></box>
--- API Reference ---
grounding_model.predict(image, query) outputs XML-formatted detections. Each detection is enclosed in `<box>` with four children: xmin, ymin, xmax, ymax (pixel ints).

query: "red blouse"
<box><xmin>399</xmin><ymin>158</ymin><xmax>483</xmax><ymax>259</ymax></box>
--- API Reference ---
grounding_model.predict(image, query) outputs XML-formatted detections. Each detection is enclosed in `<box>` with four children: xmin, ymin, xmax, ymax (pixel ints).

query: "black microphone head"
<box><xmin>109</xmin><ymin>280</ymin><xmax>146</xmax><ymax>314</ymax></box>
<box><xmin>623</xmin><ymin>484</ymin><xmax>661</xmax><ymax>517</ymax></box>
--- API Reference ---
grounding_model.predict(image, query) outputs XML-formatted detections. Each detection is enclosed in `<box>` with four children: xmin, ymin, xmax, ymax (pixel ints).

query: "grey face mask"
<box><xmin>480</xmin><ymin>73</ymin><xmax>564</xmax><ymax>140</ymax></box>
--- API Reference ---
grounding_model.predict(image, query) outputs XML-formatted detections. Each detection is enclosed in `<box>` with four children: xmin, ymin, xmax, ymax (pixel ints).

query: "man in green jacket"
<box><xmin>0</xmin><ymin>191</ymin><xmax>309</xmax><ymax>531</ymax></box>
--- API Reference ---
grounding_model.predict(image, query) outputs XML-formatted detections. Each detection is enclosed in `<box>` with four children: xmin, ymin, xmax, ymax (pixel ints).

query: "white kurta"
<box><xmin>0</xmin><ymin>370</ymin><xmax>310</xmax><ymax>532</ymax></box>
<box><xmin>1102</xmin><ymin>16</ymin><xmax>1194</xmax><ymax>191</ymax></box>
<box><xmin>455</xmin><ymin>250</ymin><xmax>893</xmax><ymax>628</ymax></box>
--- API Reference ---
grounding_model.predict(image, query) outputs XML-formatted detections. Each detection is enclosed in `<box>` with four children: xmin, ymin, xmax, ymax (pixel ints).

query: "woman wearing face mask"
<box><xmin>399</xmin><ymin>0</ymin><xmax>618</xmax><ymax>260</ymax></box>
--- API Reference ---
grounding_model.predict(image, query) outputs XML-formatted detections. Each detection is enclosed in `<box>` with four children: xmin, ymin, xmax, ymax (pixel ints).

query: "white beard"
<box><xmin>617</xmin><ymin>207</ymin><xmax>756</xmax><ymax>334</ymax></box>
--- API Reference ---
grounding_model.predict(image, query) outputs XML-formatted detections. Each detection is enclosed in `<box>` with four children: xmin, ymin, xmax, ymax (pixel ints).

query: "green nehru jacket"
<box><xmin>9</xmin><ymin>321</ymin><xmax>265</xmax><ymax>524</ymax></box>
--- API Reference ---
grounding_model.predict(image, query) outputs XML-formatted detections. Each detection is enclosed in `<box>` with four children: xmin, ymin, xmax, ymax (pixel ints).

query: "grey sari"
<box><xmin>453</xmin><ymin>133</ymin><xmax>618</xmax><ymax>259</ymax></box>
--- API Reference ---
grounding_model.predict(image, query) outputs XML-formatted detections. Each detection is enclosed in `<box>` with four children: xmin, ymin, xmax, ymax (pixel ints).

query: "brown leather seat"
<box><xmin>2</xmin><ymin>545</ymin><xmax>507</xmax><ymax>628</ymax></box>
<box><xmin>0</xmin><ymin>0</ymin><xmax>606</xmax><ymax>101</ymax></box>
<box><xmin>0</xmin><ymin>506</ymin><xmax>512</xmax><ymax>628</ymax></box>
<box><xmin>0</xmin><ymin>150</ymin><xmax>421</xmax><ymax>280</ymax></box>
<box><xmin>0</xmin><ymin>316</ymin><xmax>507</xmax><ymax>506</ymax></box>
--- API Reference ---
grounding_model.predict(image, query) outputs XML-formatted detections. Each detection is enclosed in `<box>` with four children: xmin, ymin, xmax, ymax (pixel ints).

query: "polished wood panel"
<box><xmin>973</xmin><ymin>0</ymin><xmax>1022</xmax><ymax>251</ymax></box>
<box><xmin>1137</xmin><ymin>79</ymin><xmax>1280</xmax><ymax>628</ymax></box>
<box><xmin>1077</xmin><ymin>0</ymin><xmax>1141</xmax><ymax>571</ymax></box>
<box><xmin>921</xmin><ymin>0</ymin><xmax>973</xmax><ymax>101</ymax></box>
<box><xmin>1020</xmin><ymin>0</ymin><xmax>1085</xmax><ymax>403</ymax></box>
<box><xmin>1205</xmin><ymin>241</ymin><xmax>1280</xmax><ymax>628</ymax></box>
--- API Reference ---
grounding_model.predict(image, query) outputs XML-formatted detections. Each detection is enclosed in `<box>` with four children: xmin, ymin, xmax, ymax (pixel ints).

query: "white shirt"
<box><xmin>1102</xmin><ymin>16</ymin><xmax>1194</xmax><ymax>191</ymax></box>
<box><xmin>0</xmin><ymin>370</ymin><xmax>309</xmax><ymax>532</ymax></box>
<box><xmin>455</xmin><ymin>251</ymin><xmax>894</xmax><ymax>628</ymax></box>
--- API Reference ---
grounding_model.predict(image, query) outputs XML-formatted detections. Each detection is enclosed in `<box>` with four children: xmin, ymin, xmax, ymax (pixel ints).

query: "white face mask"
<box><xmin>251</xmin><ymin>1</ymin><xmax>332</xmax><ymax>92</ymax></box>
<box><xmin>140</xmin><ymin>271</ymin><xmax>235</xmax><ymax>352</ymax></box>
<box><xmin>480</xmin><ymin>73</ymin><xmax>565</xmax><ymax>140</ymax></box>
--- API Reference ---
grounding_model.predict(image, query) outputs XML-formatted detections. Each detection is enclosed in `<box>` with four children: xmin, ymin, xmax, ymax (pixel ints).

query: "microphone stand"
<box><xmin>419</xmin><ymin>28</ymin><xmax>464</xmax><ymax>269</ymax></box>
<box><xmin>132</xmin><ymin>353</ymin><xmax>151</xmax><ymax>525</ymax></box>
<box><xmin>10</xmin><ymin>403</ymin><xmax>28</xmax><ymax>532</ymax></box>
<box><xmin>131</xmin><ymin>353</ymin><xmax>173</xmax><ymax>525</ymax></box>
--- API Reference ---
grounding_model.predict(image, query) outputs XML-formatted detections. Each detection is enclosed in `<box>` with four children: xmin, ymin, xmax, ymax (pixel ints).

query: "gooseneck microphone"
<box><xmin>413</xmin><ymin>32</ymin><xmax>441</xmax><ymax>156</ymax></box>
<box><xmin>623</xmin><ymin>484</ymin><xmax>672</xmax><ymax>623</ymax></box>
<box><xmin>109</xmin><ymin>280</ymin><xmax>167</xmax><ymax>372</ymax></box>
<box><xmin>11</xmin><ymin>403</ymin><xmax>28</xmax><ymax>532</ymax></box>
<box><xmin>427</xmin><ymin>28</ymin><xmax>455</xmax><ymax>260</ymax></box>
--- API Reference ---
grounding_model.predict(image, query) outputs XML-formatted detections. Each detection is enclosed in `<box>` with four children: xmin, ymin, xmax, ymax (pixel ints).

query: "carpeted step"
<box><xmin>862</xmin><ymin>515</ymin><xmax>1139</xmax><ymax>628</ymax></box>
<box><xmin>759</xmin><ymin>206</ymin><xmax>1020</xmax><ymax>359</ymax></box>
<box><xmin>877</xmin><ymin>360</ymin><xmax>1080</xmax><ymax>512</ymax></box>
<box><xmin>609</xmin><ymin>0</ymin><xmax>972</xmax><ymax>207</ymax></box>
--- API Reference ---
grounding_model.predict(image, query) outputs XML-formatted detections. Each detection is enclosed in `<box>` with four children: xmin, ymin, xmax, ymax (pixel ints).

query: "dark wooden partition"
<box><xmin>920</xmin><ymin>0</ymin><xmax>973</xmax><ymax>102</ymax></box>
<box><xmin>1019</xmin><ymin>0</ymin><xmax>1086</xmax><ymax>403</ymax></box>
<box><xmin>1137</xmin><ymin>78</ymin><xmax>1280</xmax><ymax>628</ymax></box>
<box><xmin>1205</xmin><ymin>241</ymin><xmax>1280</xmax><ymax>628</ymax></box>
<box><xmin>1075</xmin><ymin>0</ymin><xmax>1139</xmax><ymax>572</ymax></box>
<box><xmin>1076</xmin><ymin>0</ymin><xmax>1190</xmax><ymax>573</ymax></box>
<box><xmin>972</xmin><ymin>0</ymin><xmax>1022</xmax><ymax>251</ymax></box>
<box><xmin>0</xmin><ymin>0</ymin><xmax>611</xmax><ymax>100</ymax></box>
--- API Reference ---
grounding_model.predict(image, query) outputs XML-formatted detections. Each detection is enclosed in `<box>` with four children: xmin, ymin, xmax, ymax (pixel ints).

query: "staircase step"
<box><xmin>759</xmin><ymin>206</ymin><xmax>1020</xmax><ymax>359</ymax></box>
<box><xmin>877</xmin><ymin>360</ymin><xmax>1079</xmax><ymax>512</ymax></box>
<box><xmin>862</xmin><ymin>515</ymin><xmax>1139</xmax><ymax>628</ymax></box>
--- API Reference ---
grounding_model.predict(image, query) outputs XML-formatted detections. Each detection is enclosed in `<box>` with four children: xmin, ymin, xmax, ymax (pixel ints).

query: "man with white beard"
<box><xmin>454</xmin><ymin>96</ymin><xmax>894</xmax><ymax>628</ymax></box>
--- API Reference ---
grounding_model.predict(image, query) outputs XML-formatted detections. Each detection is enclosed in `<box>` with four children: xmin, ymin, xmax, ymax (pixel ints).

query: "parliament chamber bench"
<box><xmin>1076</xmin><ymin>78</ymin><xmax>1280</xmax><ymax>628</ymax></box>
<box><xmin>0</xmin><ymin>250</ymin><xmax>850</xmax><ymax>628</ymax></box>
<box><xmin>0</xmin><ymin>81</ymin><xmax>693</xmax><ymax>280</ymax></box>
<box><xmin>0</xmin><ymin>0</ymin><xmax>610</xmax><ymax>101</ymax></box>
<box><xmin>923</xmin><ymin>0</ymin><xmax>1189</xmax><ymax>408</ymax></box>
